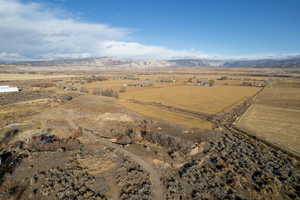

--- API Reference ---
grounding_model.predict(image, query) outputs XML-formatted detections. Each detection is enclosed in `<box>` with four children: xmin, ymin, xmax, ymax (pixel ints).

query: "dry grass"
<box><xmin>0</xmin><ymin>99</ymin><xmax>52</xmax><ymax>127</ymax></box>
<box><xmin>84</xmin><ymin>80</ymin><xmax>139</xmax><ymax>92</ymax></box>
<box><xmin>118</xmin><ymin>85</ymin><xmax>259</xmax><ymax>129</ymax></box>
<box><xmin>237</xmin><ymin>104</ymin><xmax>300</xmax><ymax>155</ymax></box>
<box><xmin>120</xmin><ymin>85</ymin><xmax>260</xmax><ymax>114</ymax></box>
<box><xmin>255</xmin><ymin>87</ymin><xmax>300</xmax><ymax>109</ymax></box>
<box><xmin>78</xmin><ymin>157</ymin><xmax>116</xmax><ymax>175</ymax></box>
<box><xmin>0</xmin><ymin>73</ymin><xmax>79</xmax><ymax>81</ymax></box>
<box><xmin>119</xmin><ymin>101</ymin><xmax>213</xmax><ymax>129</ymax></box>
<box><xmin>84</xmin><ymin>79</ymin><xmax>180</xmax><ymax>94</ymax></box>
<box><xmin>237</xmin><ymin>83</ymin><xmax>300</xmax><ymax>155</ymax></box>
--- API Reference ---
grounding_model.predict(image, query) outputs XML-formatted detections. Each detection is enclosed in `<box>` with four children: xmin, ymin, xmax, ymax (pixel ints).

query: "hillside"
<box><xmin>169</xmin><ymin>55</ymin><xmax>300</xmax><ymax>68</ymax></box>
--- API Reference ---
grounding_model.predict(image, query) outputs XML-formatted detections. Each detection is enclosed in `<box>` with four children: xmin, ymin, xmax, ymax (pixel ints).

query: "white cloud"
<box><xmin>0</xmin><ymin>0</ymin><xmax>212</xmax><ymax>61</ymax></box>
<box><xmin>98</xmin><ymin>41</ymin><xmax>209</xmax><ymax>59</ymax></box>
<box><xmin>0</xmin><ymin>52</ymin><xmax>26</xmax><ymax>61</ymax></box>
<box><xmin>0</xmin><ymin>0</ymin><xmax>130</xmax><ymax>60</ymax></box>
<box><xmin>41</xmin><ymin>53</ymin><xmax>92</xmax><ymax>60</ymax></box>
<box><xmin>0</xmin><ymin>0</ymin><xmax>299</xmax><ymax>61</ymax></box>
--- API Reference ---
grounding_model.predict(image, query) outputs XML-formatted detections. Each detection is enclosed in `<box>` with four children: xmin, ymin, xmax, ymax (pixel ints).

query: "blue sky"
<box><xmin>55</xmin><ymin>0</ymin><xmax>300</xmax><ymax>55</ymax></box>
<box><xmin>1</xmin><ymin>0</ymin><xmax>300</xmax><ymax>60</ymax></box>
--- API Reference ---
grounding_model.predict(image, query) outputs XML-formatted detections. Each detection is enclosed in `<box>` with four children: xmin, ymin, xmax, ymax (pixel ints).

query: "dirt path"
<box><xmin>84</xmin><ymin>130</ymin><xmax>165</xmax><ymax>200</ymax></box>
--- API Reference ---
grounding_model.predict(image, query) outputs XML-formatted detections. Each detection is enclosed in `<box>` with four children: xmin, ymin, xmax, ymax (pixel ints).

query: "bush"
<box><xmin>102</xmin><ymin>88</ymin><xmax>119</xmax><ymax>98</ymax></box>
<box><xmin>119</xmin><ymin>86</ymin><xmax>127</xmax><ymax>93</ymax></box>
<box><xmin>92</xmin><ymin>87</ymin><xmax>103</xmax><ymax>95</ymax></box>
<box><xmin>92</xmin><ymin>87</ymin><xmax>119</xmax><ymax>98</ymax></box>
<box><xmin>80</xmin><ymin>87</ymin><xmax>88</xmax><ymax>93</ymax></box>
<box><xmin>31</xmin><ymin>82</ymin><xmax>55</xmax><ymax>88</ymax></box>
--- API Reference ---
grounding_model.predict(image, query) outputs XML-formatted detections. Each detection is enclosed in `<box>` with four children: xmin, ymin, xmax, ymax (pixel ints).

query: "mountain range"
<box><xmin>1</xmin><ymin>55</ymin><xmax>300</xmax><ymax>69</ymax></box>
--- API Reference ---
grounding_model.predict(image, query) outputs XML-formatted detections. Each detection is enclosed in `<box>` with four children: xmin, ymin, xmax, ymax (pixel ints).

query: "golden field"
<box><xmin>237</xmin><ymin>85</ymin><xmax>300</xmax><ymax>155</ymax></box>
<box><xmin>118</xmin><ymin>101</ymin><xmax>214</xmax><ymax>129</ymax></box>
<box><xmin>116</xmin><ymin>85</ymin><xmax>260</xmax><ymax>129</ymax></box>
<box><xmin>237</xmin><ymin>104</ymin><xmax>300</xmax><ymax>155</ymax></box>
<box><xmin>255</xmin><ymin>87</ymin><xmax>300</xmax><ymax>110</ymax></box>
<box><xmin>120</xmin><ymin>85</ymin><xmax>260</xmax><ymax>114</ymax></box>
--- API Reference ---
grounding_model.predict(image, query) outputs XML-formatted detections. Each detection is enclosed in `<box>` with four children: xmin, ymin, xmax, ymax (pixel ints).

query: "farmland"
<box><xmin>120</xmin><ymin>85</ymin><xmax>260</xmax><ymax>114</ymax></box>
<box><xmin>118</xmin><ymin>101</ymin><xmax>214</xmax><ymax>129</ymax></box>
<box><xmin>237</xmin><ymin>83</ymin><xmax>300</xmax><ymax>155</ymax></box>
<box><xmin>237</xmin><ymin>104</ymin><xmax>300</xmax><ymax>154</ymax></box>
<box><xmin>0</xmin><ymin>67</ymin><xmax>300</xmax><ymax>200</ymax></box>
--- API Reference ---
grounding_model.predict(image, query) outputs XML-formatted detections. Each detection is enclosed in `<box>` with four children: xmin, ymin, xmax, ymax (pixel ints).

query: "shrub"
<box><xmin>92</xmin><ymin>87</ymin><xmax>103</xmax><ymax>95</ymax></box>
<box><xmin>92</xmin><ymin>87</ymin><xmax>119</xmax><ymax>98</ymax></box>
<box><xmin>119</xmin><ymin>86</ymin><xmax>127</xmax><ymax>93</ymax></box>
<box><xmin>80</xmin><ymin>87</ymin><xmax>88</xmax><ymax>93</ymax></box>
<box><xmin>31</xmin><ymin>82</ymin><xmax>55</xmax><ymax>88</ymax></box>
<box><xmin>102</xmin><ymin>88</ymin><xmax>119</xmax><ymax>98</ymax></box>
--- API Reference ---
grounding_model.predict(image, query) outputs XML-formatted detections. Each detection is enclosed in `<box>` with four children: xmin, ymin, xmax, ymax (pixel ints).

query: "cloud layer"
<box><xmin>98</xmin><ymin>41</ymin><xmax>209</xmax><ymax>59</ymax></box>
<box><xmin>3</xmin><ymin>0</ymin><xmax>297</xmax><ymax>61</ymax></box>
<box><xmin>0</xmin><ymin>0</ymin><xmax>211</xmax><ymax>61</ymax></box>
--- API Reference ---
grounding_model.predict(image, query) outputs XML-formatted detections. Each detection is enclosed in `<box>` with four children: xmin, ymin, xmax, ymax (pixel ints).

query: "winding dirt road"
<box><xmin>83</xmin><ymin>129</ymin><xmax>165</xmax><ymax>200</ymax></box>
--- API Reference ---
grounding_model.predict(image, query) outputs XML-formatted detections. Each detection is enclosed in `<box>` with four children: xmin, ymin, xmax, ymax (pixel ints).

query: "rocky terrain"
<box><xmin>162</xmin><ymin>131</ymin><xmax>300</xmax><ymax>199</ymax></box>
<box><xmin>0</xmin><ymin>118</ymin><xmax>299</xmax><ymax>200</ymax></box>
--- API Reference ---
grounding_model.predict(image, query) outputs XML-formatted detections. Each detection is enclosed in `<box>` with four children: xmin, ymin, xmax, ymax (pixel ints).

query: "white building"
<box><xmin>0</xmin><ymin>86</ymin><xmax>19</xmax><ymax>93</ymax></box>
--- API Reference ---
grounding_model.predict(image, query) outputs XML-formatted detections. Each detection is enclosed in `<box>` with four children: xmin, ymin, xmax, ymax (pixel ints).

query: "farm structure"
<box><xmin>185</xmin><ymin>81</ymin><xmax>214</xmax><ymax>86</ymax></box>
<box><xmin>156</xmin><ymin>78</ymin><xmax>176</xmax><ymax>83</ymax></box>
<box><xmin>0</xmin><ymin>85</ymin><xmax>19</xmax><ymax>93</ymax></box>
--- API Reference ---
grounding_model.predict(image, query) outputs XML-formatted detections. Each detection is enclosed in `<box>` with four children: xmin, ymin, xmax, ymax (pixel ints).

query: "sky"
<box><xmin>0</xmin><ymin>0</ymin><xmax>300</xmax><ymax>61</ymax></box>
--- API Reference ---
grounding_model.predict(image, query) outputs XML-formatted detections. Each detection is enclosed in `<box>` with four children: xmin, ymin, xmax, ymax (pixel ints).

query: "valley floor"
<box><xmin>0</xmin><ymin>68</ymin><xmax>299</xmax><ymax>200</ymax></box>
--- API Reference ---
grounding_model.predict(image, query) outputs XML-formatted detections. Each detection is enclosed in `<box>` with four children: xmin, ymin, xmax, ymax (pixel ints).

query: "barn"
<box><xmin>0</xmin><ymin>86</ymin><xmax>19</xmax><ymax>93</ymax></box>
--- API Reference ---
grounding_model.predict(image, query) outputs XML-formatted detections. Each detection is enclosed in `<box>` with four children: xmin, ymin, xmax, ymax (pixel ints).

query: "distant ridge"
<box><xmin>222</xmin><ymin>56</ymin><xmax>300</xmax><ymax>68</ymax></box>
<box><xmin>169</xmin><ymin>55</ymin><xmax>300</xmax><ymax>68</ymax></box>
<box><xmin>1</xmin><ymin>55</ymin><xmax>300</xmax><ymax>68</ymax></box>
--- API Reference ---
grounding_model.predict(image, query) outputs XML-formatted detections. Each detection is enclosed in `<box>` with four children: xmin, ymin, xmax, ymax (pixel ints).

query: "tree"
<box><xmin>208</xmin><ymin>80</ymin><xmax>215</xmax><ymax>86</ymax></box>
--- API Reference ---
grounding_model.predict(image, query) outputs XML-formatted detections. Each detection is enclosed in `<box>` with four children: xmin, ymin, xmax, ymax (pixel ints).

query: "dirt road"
<box><xmin>84</xmin><ymin>129</ymin><xmax>165</xmax><ymax>200</ymax></box>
